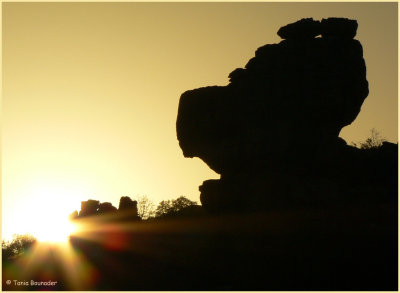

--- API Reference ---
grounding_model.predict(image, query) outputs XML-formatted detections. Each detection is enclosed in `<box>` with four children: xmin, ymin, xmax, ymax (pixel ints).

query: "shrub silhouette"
<box><xmin>2</xmin><ymin>234</ymin><xmax>36</xmax><ymax>259</ymax></box>
<box><xmin>359</xmin><ymin>128</ymin><xmax>387</xmax><ymax>149</ymax></box>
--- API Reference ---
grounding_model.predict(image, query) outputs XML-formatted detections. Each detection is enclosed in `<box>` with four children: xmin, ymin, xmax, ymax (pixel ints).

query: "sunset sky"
<box><xmin>2</xmin><ymin>2</ymin><xmax>397</xmax><ymax>240</ymax></box>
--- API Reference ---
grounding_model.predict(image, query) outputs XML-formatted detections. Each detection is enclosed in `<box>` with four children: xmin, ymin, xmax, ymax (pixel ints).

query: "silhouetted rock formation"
<box><xmin>79</xmin><ymin>199</ymin><xmax>100</xmax><ymax>217</ymax></box>
<box><xmin>69</xmin><ymin>210</ymin><xmax>78</xmax><ymax>220</ymax></box>
<box><xmin>118</xmin><ymin>196</ymin><xmax>137</xmax><ymax>210</ymax></box>
<box><xmin>117</xmin><ymin>196</ymin><xmax>140</xmax><ymax>221</ymax></box>
<box><xmin>277</xmin><ymin>18</ymin><xmax>321</xmax><ymax>39</ymax></box>
<box><xmin>98</xmin><ymin>202</ymin><xmax>117</xmax><ymax>213</ymax></box>
<box><xmin>321</xmin><ymin>18</ymin><xmax>358</xmax><ymax>39</ymax></box>
<box><xmin>75</xmin><ymin>197</ymin><xmax>139</xmax><ymax>220</ymax></box>
<box><xmin>277</xmin><ymin>18</ymin><xmax>357</xmax><ymax>40</ymax></box>
<box><xmin>176</xmin><ymin>17</ymin><xmax>397</xmax><ymax>212</ymax></box>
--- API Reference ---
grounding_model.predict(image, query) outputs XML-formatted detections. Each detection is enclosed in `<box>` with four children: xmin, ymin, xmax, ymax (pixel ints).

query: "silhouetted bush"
<box><xmin>2</xmin><ymin>234</ymin><xmax>36</xmax><ymax>259</ymax></box>
<box><xmin>359</xmin><ymin>128</ymin><xmax>386</xmax><ymax>149</ymax></box>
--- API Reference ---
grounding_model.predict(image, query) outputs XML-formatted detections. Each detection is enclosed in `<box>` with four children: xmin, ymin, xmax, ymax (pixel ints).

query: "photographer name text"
<box><xmin>6</xmin><ymin>279</ymin><xmax>58</xmax><ymax>286</ymax></box>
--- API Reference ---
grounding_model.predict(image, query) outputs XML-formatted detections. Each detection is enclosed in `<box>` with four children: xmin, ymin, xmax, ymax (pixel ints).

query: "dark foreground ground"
<box><xmin>2</xmin><ymin>203</ymin><xmax>397</xmax><ymax>291</ymax></box>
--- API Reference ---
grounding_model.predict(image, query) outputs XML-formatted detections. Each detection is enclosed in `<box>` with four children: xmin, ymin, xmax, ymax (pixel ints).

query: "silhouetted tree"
<box><xmin>137</xmin><ymin>195</ymin><xmax>156</xmax><ymax>220</ymax></box>
<box><xmin>2</xmin><ymin>234</ymin><xmax>37</xmax><ymax>259</ymax></box>
<box><xmin>155</xmin><ymin>196</ymin><xmax>198</xmax><ymax>218</ymax></box>
<box><xmin>155</xmin><ymin>200</ymin><xmax>172</xmax><ymax>218</ymax></box>
<box><xmin>172</xmin><ymin>196</ymin><xmax>198</xmax><ymax>211</ymax></box>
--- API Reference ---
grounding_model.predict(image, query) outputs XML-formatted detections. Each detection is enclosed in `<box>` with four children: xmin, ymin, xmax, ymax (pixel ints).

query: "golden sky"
<box><xmin>2</xmin><ymin>2</ymin><xmax>398</xmax><ymax>239</ymax></box>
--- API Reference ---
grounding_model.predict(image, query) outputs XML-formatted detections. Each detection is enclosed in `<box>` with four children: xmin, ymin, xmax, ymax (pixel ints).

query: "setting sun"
<box><xmin>2</xmin><ymin>178</ymin><xmax>83</xmax><ymax>242</ymax></box>
<box><xmin>33</xmin><ymin>213</ymin><xmax>77</xmax><ymax>243</ymax></box>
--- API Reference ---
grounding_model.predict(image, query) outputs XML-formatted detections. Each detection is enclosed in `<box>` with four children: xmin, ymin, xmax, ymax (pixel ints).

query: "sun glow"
<box><xmin>34</xmin><ymin>217</ymin><xmax>78</xmax><ymax>243</ymax></box>
<box><xmin>7</xmin><ymin>206</ymin><xmax>79</xmax><ymax>243</ymax></box>
<box><xmin>2</xmin><ymin>179</ymin><xmax>85</xmax><ymax>243</ymax></box>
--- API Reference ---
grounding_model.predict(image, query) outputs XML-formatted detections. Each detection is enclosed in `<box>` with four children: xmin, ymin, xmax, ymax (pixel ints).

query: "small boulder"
<box><xmin>277</xmin><ymin>18</ymin><xmax>321</xmax><ymax>39</ymax></box>
<box><xmin>321</xmin><ymin>18</ymin><xmax>358</xmax><ymax>39</ymax></box>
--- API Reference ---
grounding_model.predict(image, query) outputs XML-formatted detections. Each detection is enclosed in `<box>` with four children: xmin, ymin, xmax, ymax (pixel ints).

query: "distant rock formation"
<box><xmin>79</xmin><ymin>200</ymin><xmax>100</xmax><ymax>217</ymax></box>
<box><xmin>176</xmin><ymin>18</ymin><xmax>397</xmax><ymax>212</ymax></box>
<box><xmin>76</xmin><ymin>197</ymin><xmax>140</xmax><ymax>220</ymax></box>
<box><xmin>118</xmin><ymin>196</ymin><xmax>140</xmax><ymax>221</ymax></box>
<box><xmin>98</xmin><ymin>202</ymin><xmax>118</xmax><ymax>214</ymax></box>
<box><xmin>118</xmin><ymin>196</ymin><xmax>137</xmax><ymax>211</ymax></box>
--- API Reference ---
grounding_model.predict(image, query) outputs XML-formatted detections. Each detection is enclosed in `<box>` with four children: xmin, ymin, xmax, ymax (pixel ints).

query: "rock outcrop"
<box><xmin>76</xmin><ymin>197</ymin><xmax>140</xmax><ymax>220</ymax></box>
<box><xmin>98</xmin><ymin>202</ymin><xmax>118</xmax><ymax>213</ymax></box>
<box><xmin>176</xmin><ymin>18</ymin><xmax>397</xmax><ymax>212</ymax></box>
<box><xmin>79</xmin><ymin>200</ymin><xmax>100</xmax><ymax>217</ymax></box>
